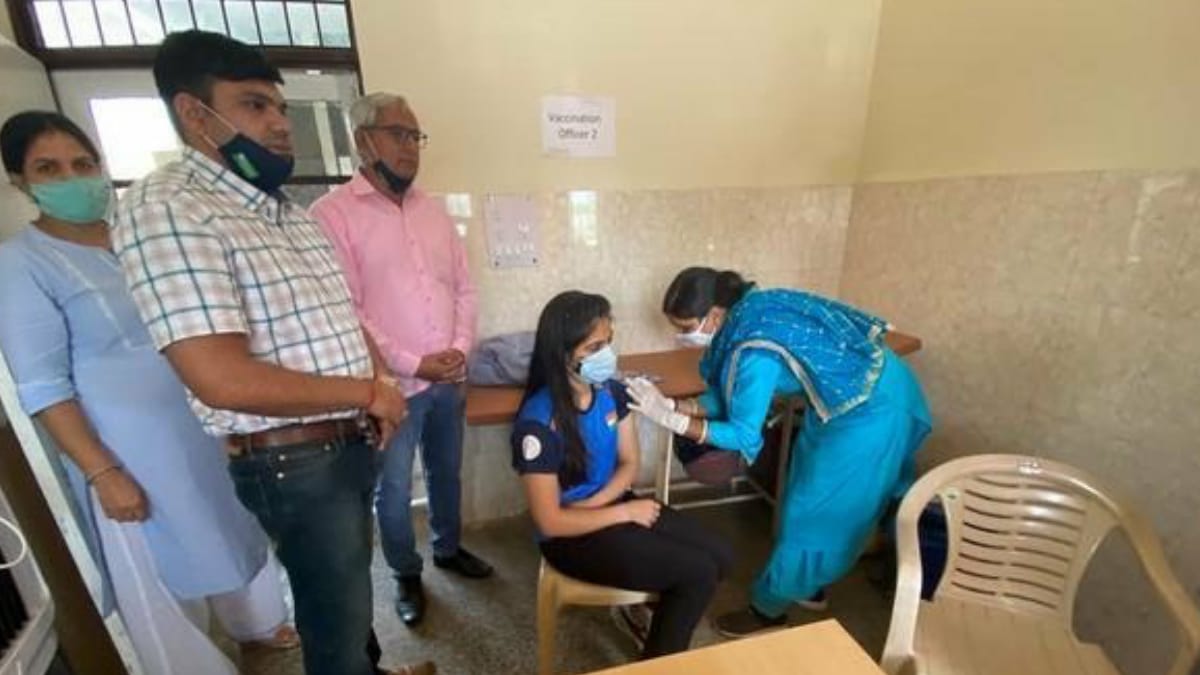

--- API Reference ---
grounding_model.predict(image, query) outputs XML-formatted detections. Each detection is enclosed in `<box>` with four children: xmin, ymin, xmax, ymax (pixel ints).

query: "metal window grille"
<box><xmin>22</xmin><ymin>0</ymin><xmax>353</xmax><ymax>50</ymax></box>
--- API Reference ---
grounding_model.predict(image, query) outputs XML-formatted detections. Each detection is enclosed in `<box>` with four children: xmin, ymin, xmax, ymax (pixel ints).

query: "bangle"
<box><xmin>86</xmin><ymin>463</ymin><xmax>122</xmax><ymax>485</ymax></box>
<box><xmin>699</xmin><ymin>419</ymin><xmax>710</xmax><ymax>445</ymax></box>
<box><xmin>680</xmin><ymin>397</ymin><xmax>699</xmax><ymax>417</ymax></box>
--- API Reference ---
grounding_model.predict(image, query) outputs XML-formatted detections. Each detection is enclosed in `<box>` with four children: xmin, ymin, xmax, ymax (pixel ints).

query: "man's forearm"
<box><xmin>164</xmin><ymin>334</ymin><xmax>372</xmax><ymax>417</ymax></box>
<box><xmin>204</xmin><ymin>361</ymin><xmax>370</xmax><ymax>416</ymax></box>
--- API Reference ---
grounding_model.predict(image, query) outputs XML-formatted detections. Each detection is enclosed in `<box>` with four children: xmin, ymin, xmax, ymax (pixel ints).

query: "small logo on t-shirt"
<box><xmin>605</xmin><ymin>411</ymin><xmax>618</xmax><ymax>428</ymax></box>
<box><xmin>522</xmin><ymin>435</ymin><xmax>542</xmax><ymax>460</ymax></box>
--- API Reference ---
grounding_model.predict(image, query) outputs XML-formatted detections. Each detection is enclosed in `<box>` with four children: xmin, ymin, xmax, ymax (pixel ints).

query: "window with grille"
<box><xmin>52</xmin><ymin>67</ymin><xmax>361</xmax><ymax>184</ymax></box>
<box><xmin>22</xmin><ymin>0</ymin><xmax>352</xmax><ymax>50</ymax></box>
<box><xmin>4</xmin><ymin>0</ymin><xmax>362</xmax><ymax>186</ymax></box>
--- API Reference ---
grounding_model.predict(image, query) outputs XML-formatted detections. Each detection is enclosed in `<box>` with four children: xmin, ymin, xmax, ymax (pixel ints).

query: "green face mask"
<box><xmin>30</xmin><ymin>176</ymin><xmax>112</xmax><ymax>224</ymax></box>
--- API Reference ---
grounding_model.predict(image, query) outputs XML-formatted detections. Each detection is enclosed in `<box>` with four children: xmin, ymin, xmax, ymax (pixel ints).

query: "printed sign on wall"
<box><xmin>540</xmin><ymin>94</ymin><xmax>616</xmax><ymax>158</ymax></box>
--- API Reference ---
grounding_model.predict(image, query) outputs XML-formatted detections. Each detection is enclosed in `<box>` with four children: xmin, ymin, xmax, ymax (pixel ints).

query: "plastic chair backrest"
<box><xmin>883</xmin><ymin>454</ymin><xmax>1200</xmax><ymax>675</ymax></box>
<box><xmin>926</xmin><ymin>456</ymin><xmax>1117</xmax><ymax>622</ymax></box>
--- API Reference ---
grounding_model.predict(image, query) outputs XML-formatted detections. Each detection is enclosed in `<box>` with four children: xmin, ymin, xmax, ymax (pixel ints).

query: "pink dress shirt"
<box><xmin>310</xmin><ymin>172</ymin><xmax>477</xmax><ymax>396</ymax></box>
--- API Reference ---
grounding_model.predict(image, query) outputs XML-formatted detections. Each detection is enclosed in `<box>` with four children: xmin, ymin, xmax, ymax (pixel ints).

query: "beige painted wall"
<box><xmin>844</xmin><ymin>1</ymin><xmax>1200</xmax><ymax>670</ymax></box>
<box><xmin>350</xmin><ymin>0</ymin><xmax>881</xmax><ymax>193</ymax></box>
<box><xmin>0</xmin><ymin>7</ymin><xmax>15</xmax><ymax>45</ymax></box>
<box><xmin>842</xmin><ymin>169</ymin><xmax>1200</xmax><ymax>675</ymax></box>
<box><xmin>859</xmin><ymin>0</ymin><xmax>1200</xmax><ymax>181</ymax></box>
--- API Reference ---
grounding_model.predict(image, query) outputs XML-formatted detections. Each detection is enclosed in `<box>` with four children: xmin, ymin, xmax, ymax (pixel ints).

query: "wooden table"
<box><xmin>583</xmin><ymin>620</ymin><xmax>884</xmax><ymax>674</ymax></box>
<box><xmin>465</xmin><ymin>331</ymin><xmax>922</xmax><ymax>426</ymax></box>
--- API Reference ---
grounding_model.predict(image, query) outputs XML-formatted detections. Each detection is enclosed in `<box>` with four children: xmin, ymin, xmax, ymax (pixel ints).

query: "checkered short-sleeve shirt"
<box><xmin>111</xmin><ymin>148</ymin><xmax>372</xmax><ymax>435</ymax></box>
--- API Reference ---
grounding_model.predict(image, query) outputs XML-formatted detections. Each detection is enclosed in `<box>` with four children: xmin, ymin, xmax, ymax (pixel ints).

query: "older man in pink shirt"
<box><xmin>310</xmin><ymin>92</ymin><xmax>492</xmax><ymax>628</ymax></box>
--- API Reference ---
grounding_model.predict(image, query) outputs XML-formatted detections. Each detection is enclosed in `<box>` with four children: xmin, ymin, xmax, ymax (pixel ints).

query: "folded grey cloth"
<box><xmin>467</xmin><ymin>331</ymin><xmax>536</xmax><ymax>386</ymax></box>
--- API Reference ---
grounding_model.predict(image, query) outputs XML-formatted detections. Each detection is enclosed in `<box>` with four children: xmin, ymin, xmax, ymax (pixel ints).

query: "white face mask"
<box><xmin>676</xmin><ymin>314</ymin><xmax>713</xmax><ymax>348</ymax></box>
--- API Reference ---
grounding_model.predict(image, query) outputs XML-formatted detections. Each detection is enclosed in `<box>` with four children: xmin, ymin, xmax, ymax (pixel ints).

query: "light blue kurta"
<box><xmin>700</xmin><ymin>347</ymin><xmax>931</xmax><ymax>616</ymax></box>
<box><xmin>0</xmin><ymin>226</ymin><xmax>267</xmax><ymax>601</ymax></box>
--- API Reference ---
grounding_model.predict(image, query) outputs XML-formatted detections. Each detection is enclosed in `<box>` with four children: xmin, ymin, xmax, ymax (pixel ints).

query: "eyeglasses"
<box><xmin>366</xmin><ymin>125</ymin><xmax>429</xmax><ymax>148</ymax></box>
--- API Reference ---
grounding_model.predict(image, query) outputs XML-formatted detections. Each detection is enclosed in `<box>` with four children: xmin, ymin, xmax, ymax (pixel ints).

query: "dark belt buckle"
<box><xmin>226</xmin><ymin>436</ymin><xmax>249</xmax><ymax>457</ymax></box>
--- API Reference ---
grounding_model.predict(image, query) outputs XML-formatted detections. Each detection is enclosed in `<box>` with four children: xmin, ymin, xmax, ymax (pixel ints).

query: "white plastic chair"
<box><xmin>881</xmin><ymin>454</ymin><xmax>1200</xmax><ymax>675</ymax></box>
<box><xmin>535</xmin><ymin>432</ymin><xmax>674</xmax><ymax>675</ymax></box>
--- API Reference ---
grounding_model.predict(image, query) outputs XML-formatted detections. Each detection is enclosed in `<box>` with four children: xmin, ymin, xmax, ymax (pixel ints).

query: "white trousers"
<box><xmin>94</xmin><ymin>499</ymin><xmax>288</xmax><ymax>675</ymax></box>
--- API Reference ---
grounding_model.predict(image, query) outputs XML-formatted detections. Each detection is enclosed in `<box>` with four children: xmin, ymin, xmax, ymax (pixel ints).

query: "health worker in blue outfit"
<box><xmin>511</xmin><ymin>291</ymin><xmax>733</xmax><ymax>659</ymax></box>
<box><xmin>627</xmin><ymin>267</ymin><xmax>932</xmax><ymax>638</ymax></box>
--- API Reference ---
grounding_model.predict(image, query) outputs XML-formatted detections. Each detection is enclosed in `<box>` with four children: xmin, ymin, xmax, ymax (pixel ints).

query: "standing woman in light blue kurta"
<box><xmin>628</xmin><ymin>267</ymin><xmax>932</xmax><ymax>638</ymax></box>
<box><xmin>0</xmin><ymin>111</ymin><xmax>298</xmax><ymax>674</ymax></box>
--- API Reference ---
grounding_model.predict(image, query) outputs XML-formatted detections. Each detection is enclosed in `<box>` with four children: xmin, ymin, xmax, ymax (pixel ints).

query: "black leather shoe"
<box><xmin>432</xmin><ymin>548</ymin><xmax>494</xmax><ymax>579</ymax></box>
<box><xmin>395</xmin><ymin>575</ymin><xmax>425</xmax><ymax>626</ymax></box>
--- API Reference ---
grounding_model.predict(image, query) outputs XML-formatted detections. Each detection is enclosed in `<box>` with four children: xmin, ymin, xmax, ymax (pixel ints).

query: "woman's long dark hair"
<box><xmin>661</xmin><ymin>266</ymin><xmax>754</xmax><ymax>319</ymax></box>
<box><xmin>523</xmin><ymin>291</ymin><xmax>612</xmax><ymax>487</ymax></box>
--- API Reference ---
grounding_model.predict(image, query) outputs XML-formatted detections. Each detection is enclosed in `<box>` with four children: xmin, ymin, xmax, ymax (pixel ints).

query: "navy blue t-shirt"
<box><xmin>510</xmin><ymin>380</ymin><xmax>631</xmax><ymax>504</ymax></box>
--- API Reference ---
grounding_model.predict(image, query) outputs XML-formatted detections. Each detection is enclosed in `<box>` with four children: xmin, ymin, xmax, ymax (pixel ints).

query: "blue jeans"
<box><xmin>228</xmin><ymin>434</ymin><xmax>380</xmax><ymax>675</ymax></box>
<box><xmin>377</xmin><ymin>382</ymin><xmax>464</xmax><ymax>578</ymax></box>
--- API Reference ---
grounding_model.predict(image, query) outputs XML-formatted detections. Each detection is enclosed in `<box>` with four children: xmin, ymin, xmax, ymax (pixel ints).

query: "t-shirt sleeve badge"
<box><xmin>522</xmin><ymin>434</ymin><xmax>543</xmax><ymax>461</ymax></box>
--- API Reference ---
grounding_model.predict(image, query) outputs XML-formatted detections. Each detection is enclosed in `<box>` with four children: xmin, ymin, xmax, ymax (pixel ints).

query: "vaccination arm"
<box><xmin>629</xmin><ymin>351</ymin><xmax>784</xmax><ymax>463</ymax></box>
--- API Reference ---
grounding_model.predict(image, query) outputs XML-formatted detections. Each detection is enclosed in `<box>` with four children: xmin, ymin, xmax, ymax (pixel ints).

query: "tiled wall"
<box><xmin>462</xmin><ymin>186</ymin><xmax>852</xmax><ymax>348</ymax></box>
<box><xmin>840</xmin><ymin>170</ymin><xmax>1200</xmax><ymax>672</ymax></box>
<box><xmin>452</xmin><ymin>184</ymin><xmax>854</xmax><ymax>522</ymax></box>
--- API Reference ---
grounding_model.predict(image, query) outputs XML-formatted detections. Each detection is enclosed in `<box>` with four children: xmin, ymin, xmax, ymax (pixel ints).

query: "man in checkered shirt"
<box><xmin>111</xmin><ymin>30</ymin><xmax>433</xmax><ymax>675</ymax></box>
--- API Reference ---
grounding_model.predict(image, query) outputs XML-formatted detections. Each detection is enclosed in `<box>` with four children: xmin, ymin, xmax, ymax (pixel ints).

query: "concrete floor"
<box><xmin>236</xmin><ymin>498</ymin><xmax>895</xmax><ymax>675</ymax></box>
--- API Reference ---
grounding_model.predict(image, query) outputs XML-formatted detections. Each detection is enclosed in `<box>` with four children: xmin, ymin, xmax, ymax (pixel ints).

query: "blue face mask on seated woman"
<box><xmin>577</xmin><ymin>344</ymin><xmax>618</xmax><ymax>385</ymax></box>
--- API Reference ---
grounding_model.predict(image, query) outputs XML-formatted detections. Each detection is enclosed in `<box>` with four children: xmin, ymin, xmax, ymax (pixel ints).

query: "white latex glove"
<box><xmin>624</xmin><ymin>376</ymin><xmax>675</xmax><ymax>411</ymax></box>
<box><xmin>625</xmin><ymin>377</ymin><xmax>690</xmax><ymax>435</ymax></box>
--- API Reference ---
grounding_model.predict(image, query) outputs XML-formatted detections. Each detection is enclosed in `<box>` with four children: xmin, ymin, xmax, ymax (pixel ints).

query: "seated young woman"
<box><xmin>510</xmin><ymin>290</ymin><xmax>734</xmax><ymax>659</ymax></box>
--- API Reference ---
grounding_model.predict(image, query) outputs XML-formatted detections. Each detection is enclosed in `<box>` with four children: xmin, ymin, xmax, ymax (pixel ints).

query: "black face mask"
<box><xmin>200</xmin><ymin>102</ymin><xmax>294</xmax><ymax>194</ymax></box>
<box><xmin>222</xmin><ymin>134</ymin><xmax>295</xmax><ymax>195</ymax></box>
<box><xmin>373</xmin><ymin>160</ymin><xmax>414</xmax><ymax>195</ymax></box>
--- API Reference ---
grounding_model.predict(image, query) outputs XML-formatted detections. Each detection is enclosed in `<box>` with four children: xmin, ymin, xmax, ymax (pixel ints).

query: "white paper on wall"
<box><xmin>540</xmin><ymin>94</ymin><xmax>616</xmax><ymax>158</ymax></box>
<box><xmin>483</xmin><ymin>195</ymin><xmax>540</xmax><ymax>269</ymax></box>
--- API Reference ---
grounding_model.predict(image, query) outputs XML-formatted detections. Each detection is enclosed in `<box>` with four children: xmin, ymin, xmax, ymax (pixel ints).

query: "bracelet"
<box><xmin>86</xmin><ymin>463</ymin><xmax>123</xmax><ymax>485</ymax></box>
<box><xmin>679</xmin><ymin>397</ymin><xmax>699</xmax><ymax>417</ymax></box>
<box><xmin>699</xmin><ymin>419</ymin><xmax>710</xmax><ymax>445</ymax></box>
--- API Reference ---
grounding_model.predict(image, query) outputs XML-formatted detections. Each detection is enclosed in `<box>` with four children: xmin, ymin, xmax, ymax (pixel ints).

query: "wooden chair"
<box><xmin>535</xmin><ymin>431</ymin><xmax>674</xmax><ymax>675</ymax></box>
<box><xmin>881</xmin><ymin>454</ymin><xmax>1200</xmax><ymax>675</ymax></box>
